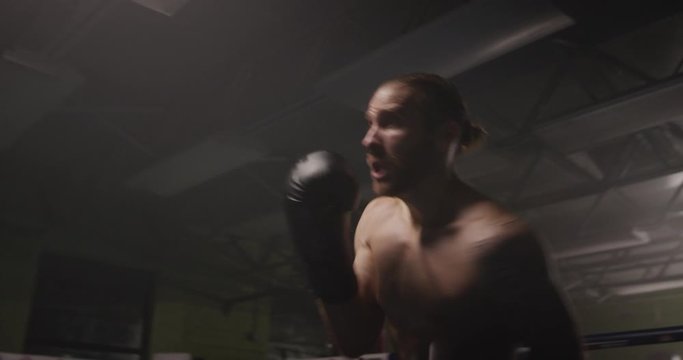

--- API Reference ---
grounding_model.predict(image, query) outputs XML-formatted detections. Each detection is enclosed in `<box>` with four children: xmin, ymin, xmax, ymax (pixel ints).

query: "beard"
<box><xmin>371</xmin><ymin>140</ymin><xmax>441</xmax><ymax>196</ymax></box>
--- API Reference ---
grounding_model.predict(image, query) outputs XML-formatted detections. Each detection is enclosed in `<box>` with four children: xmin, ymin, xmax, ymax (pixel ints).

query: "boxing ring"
<box><xmin>292</xmin><ymin>325</ymin><xmax>683</xmax><ymax>359</ymax></box>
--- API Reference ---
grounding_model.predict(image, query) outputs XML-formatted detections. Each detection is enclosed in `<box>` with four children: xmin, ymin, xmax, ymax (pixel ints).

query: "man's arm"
<box><xmin>319</xmin><ymin>233</ymin><xmax>385</xmax><ymax>357</ymax></box>
<box><xmin>521</xmin><ymin>278</ymin><xmax>584</xmax><ymax>360</ymax></box>
<box><xmin>484</xmin><ymin>230</ymin><xmax>584</xmax><ymax>360</ymax></box>
<box><xmin>284</xmin><ymin>152</ymin><xmax>384</xmax><ymax>357</ymax></box>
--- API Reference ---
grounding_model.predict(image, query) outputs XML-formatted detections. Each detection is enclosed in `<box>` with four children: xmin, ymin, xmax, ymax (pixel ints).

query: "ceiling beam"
<box><xmin>535</xmin><ymin>75</ymin><xmax>683</xmax><ymax>154</ymax></box>
<box><xmin>461</xmin><ymin>75</ymin><xmax>683</xmax><ymax>185</ymax></box>
<box><xmin>511</xmin><ymin>160</ymin><xmax>683</xmax><ymax>210</ymax></box>
<box><xmin>317</xmin><ymin>0</ymin><xmax>573</xmax><ymax>110</ymax></box>
<box><xmin>127</xmin><ymin>137</ymin><xmax>267</xmax><ymax>196</ymax></box>
<box><xmin>559</xmin><ymin>237</ymin><xmax>683</xmax><ymax>272</ymax></box>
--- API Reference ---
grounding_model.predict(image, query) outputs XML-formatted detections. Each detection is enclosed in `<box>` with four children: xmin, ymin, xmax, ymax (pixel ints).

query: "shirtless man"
<box><xmin>285</xmin><ymin>73</ymin><xmax>583</xmax><ymax>359</ymax></box>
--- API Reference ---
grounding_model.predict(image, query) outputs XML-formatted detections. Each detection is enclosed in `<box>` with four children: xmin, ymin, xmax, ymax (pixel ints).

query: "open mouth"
<box><xmin>369</xmin><ymin>161</ymin><xmax>388</xmax><ymax>180</ymax></box>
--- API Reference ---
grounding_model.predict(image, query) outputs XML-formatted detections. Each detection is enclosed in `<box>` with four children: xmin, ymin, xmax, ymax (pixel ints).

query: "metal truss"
<box><xmin>489</xmin><ymin>36</ymin><xmax>683</xmax><ymax>209</ymax></box>
<box><xmin>179</xmin><ymin>31</ymin><xmax>683</xmax><ymax>306</ymax></box>
<box><xmin>558</xmin><ymin>178</ymin><xmax>683</xmax><ymax>301</ymax></box>
<box><xmin>479</xmin><ymin>38</ymin><xmax>683</xmax><ymax>302</ymax></box>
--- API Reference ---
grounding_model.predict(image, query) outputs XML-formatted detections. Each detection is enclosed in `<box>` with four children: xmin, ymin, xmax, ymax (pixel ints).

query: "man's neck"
<box><xmin>398</xmin><ymin>170</ymin><xmax>481</xmax><ymax>228</ymax></box>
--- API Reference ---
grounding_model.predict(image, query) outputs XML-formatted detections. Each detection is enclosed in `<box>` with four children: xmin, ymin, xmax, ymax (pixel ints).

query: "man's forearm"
<box><xmin>526</xmin><ymin>286</ymin><xmax>584</xmax><ymax>360</ymax></box>
<box><xmin>319</xmin><ymin>296</ymin><xmax>385</xmax><ymax>357</ymax></box>
<box><xmin>527</xmin><ymin>324</ymin><xmax>584</xmax><ymax>360</ymax></box>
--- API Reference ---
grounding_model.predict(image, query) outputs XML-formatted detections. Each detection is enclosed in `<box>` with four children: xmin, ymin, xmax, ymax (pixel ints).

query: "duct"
<box><xmin>536</xmin><ymin>76</ymin><xmax>683</xmax><ymax>154</ymax></box>
<box><xmin>127</xmin><ymin>136</ymin><xmax>267</xmax><ymax>196</ymax></box>
<box><xmin>316</xmin><ymin>0</ymin><xmax>573</xmax><ymax>110</ymax></box>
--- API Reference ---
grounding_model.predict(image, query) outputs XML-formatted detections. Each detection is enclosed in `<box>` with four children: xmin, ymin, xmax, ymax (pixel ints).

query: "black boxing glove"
<box><xmin>284</xmin><ymin>151</ymin><xmax>359</xmax><ymax>303</ymax></box>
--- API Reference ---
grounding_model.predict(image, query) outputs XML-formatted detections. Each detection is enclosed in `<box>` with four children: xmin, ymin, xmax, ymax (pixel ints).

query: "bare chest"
<box><xmin>367</xmin><ymin>217</ymin><xmax>500</xmax><ymax>333</ymax></box>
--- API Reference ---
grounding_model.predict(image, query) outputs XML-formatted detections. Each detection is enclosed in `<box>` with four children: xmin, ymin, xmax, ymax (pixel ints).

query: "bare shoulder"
<box><xmin>458</xmin><ymin>201</ymin><xmax>529</xmax><ymax>241</ymax></box>
<box><xmin>461</xmin><ymin>201</ymin><xmax>550</xmax><ymax>274</ymax></box>
<box><xmin>358</xmin><ymin>196</ymin><xmax>405</xmax><ymax>226</ymax></box>
<box><xmin>364</xmin><ymin>196</ymin><xmax>404</xmax><ymax>214</ymax></box>
<box><xmin>355</xmin><ymin>196</ymin><xmax>405</xmax><ymax>246</ymax></box>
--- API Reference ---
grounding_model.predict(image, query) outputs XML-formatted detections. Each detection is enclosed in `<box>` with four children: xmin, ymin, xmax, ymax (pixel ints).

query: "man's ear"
<box><xmin>441</xmin><ymin>121</ymin><xmax>461</xmax><ymax>171</ymax></box>
<box><xmin>437</xmin><ymin>121</ymin><xmax>460</xmax><ymax>151</ymax></box>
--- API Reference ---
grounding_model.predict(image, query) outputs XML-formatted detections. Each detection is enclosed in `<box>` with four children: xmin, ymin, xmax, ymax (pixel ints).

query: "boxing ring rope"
<box><xmin>292</xmin><ymin>325</ymin><xmax>683</xmax><ymax>359</ymax></box>
<box><xmin>583</xmin><ymin>325</ymin><xmax>683</xmax><ymax>350</ymax></box>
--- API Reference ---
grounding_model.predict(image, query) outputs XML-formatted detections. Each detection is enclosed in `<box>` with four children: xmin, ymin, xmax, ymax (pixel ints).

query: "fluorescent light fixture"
<box><xmin>553</xmin><ymin>230</ymin><xmax>651</xmax><ymax>259</ymax></box>
<box><xmin>610</xmin><ymin>279</ymin><xmax>683</xmax><ymax>296</ymax></box>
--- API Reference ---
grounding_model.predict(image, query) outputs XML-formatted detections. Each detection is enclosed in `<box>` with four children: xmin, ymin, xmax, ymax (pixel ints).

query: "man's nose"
<box><xmin>362</xmin><ymin>126</ymin><xmax>379</xmax><ymax>149</ymax></box>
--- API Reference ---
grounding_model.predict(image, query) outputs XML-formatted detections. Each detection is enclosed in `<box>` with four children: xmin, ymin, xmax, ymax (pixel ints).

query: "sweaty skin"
<box><xmin>321</xmin><ymin>79</ymin><xmax>582</xmax><ymax>360</ymax></box>
<box><xmin>355</xmin><ymin>196</ymin><xmax>534</xmax><ymax>358</ymax></box>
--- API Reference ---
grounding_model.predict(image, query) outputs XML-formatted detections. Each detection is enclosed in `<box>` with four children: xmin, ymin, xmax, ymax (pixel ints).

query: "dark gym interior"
<box><xmin>2</xmin><ymin>0</ymin><xmax>683</xmax><ymax>359</ymax></box>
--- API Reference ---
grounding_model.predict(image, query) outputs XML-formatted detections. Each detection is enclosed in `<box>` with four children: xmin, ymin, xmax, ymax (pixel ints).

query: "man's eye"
<box><xmin>380</xmin><ymin>116</ymin><xmax>402</xmax><ymax>128</ymax></box>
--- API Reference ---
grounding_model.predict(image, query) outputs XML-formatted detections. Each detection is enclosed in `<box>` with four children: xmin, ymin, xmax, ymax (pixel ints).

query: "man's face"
<box><xmin>362</xmin><ymin>82</ymin><xmax>440</xmax><ymax>196</ymax></box>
